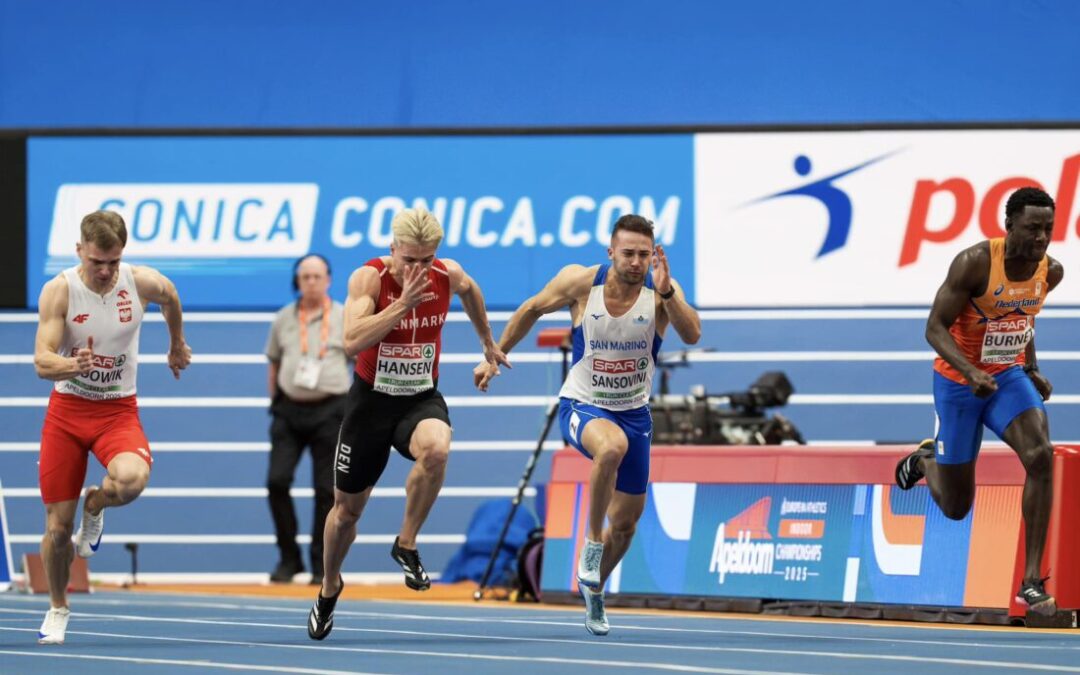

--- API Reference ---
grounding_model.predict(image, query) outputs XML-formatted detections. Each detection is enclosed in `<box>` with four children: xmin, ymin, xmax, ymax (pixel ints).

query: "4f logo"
<box><xmin>118</xmin><ymin>289</ymin><xmax>129</xmax><ymax>299</ymax></box>
<box><xmin>73</xmin><ymin>314</ymin><xmax>90</xmax><ymax>324</ymax></box>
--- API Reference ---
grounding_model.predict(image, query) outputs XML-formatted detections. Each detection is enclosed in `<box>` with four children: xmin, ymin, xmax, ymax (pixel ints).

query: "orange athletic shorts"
<box><xmin>39</xmin><ymin>391</ymin><xmax>153</xmax><ymax>504</ymax></box>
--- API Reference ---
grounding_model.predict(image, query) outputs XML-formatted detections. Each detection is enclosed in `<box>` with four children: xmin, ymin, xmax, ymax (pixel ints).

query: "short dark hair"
<box><xmin>1005</xmin><ymin>186</ymin><xmax>1055</xmax><ymax>220</ymax></box>
<box><xmin>292</xmin><ymin>253</ymin><xmax>332</xmax><ymax>293</ymax></box>
<box><xmin>611</xmin><ymin>214</ymin><xmax>655</xmax><ymax>241</ymax></box>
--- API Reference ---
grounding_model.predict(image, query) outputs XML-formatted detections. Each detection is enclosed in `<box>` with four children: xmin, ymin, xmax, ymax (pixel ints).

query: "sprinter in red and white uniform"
<box><xmin>894</xmin><ymin>187</ymin><xmax>1063</xmax><ymax>616</ymax></box>
<box><xmin>33</xmin><ymin>210</ymin><xmax>192</xmax><ymax>644</ymax></box>
<box><xmin>308</xmin><ymin>207</ymin><xmax>509</xmax><ymax>641</ymax></box>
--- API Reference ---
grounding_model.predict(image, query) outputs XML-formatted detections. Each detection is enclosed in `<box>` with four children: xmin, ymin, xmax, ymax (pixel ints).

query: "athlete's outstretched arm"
<box><xmin>342</xmin><ymin>264</ymin><xmax>430</xmax><ymax>357</ymax></box>
<box><xmin>33</xmin><ymin>276</ymin><xmax>87</xmax><ymax>381</ymax></box>
<box><xmin>925</xmin><ymin>245</ymin><xmax>996</xmax><ymax>396</ymax></box>
<box><xmin>473</xmin><ymin>264</ymin><xmax>592</xmax><ymax>391</ymax></box>
<box><xmin>134</xmin><ymin>266</ymin><xmax>191</xmax><ymax>379</ymax></box>
<box><xmin>443</xmin><ymin>259</ymin><xmax>510</xmax><ymax>374</ymax></box>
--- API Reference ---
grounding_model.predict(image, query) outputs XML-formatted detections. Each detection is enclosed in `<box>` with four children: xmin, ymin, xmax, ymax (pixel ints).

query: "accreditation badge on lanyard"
<box><xmin>293</xmin><ymin>298</ymin><xmax>331</xmax><ymax>390</ymax></box>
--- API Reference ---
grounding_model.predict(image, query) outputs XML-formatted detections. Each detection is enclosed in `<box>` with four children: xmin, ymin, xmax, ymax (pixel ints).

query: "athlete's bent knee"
<box><xmin>416</xmin><ymin>443</ymin><xmax>449</xmax><ymax>473</ymax></box>
<box><xmin>1020</xmin><ymin>443</ymin><xmax>1054</xmax><ymax>478</ymax></box>
<box><xmin>45</xmin><ymin>523</ymin><xmax>73</xmax><ymax>548</ymax></box>
<box><xmin>941</xmin><ymin>500</ymin><xmax>973</xmax><ymax>521</ymax></box>
<box><xmin>593</xmin><ymin>439</ymin><xmax>628</xmax><ymax>467</ymax></box>
<box><xmin>610</xmin><ymin>518</ymin><xmax>637</xmax><ymax>541</ymax></box>
<box><xmin>332</xmin><ymin>498</ymin><xmax>364</xmax><ymax>527</ymax></box>
<box><xmin>113</xmin><ymin>461</ymin><xmax>150</xmax><ymax>489</ymax></box>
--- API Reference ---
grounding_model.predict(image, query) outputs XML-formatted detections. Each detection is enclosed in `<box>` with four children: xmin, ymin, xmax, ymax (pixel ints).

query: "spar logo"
<box><xmin>746</xmin><ymin>151</ymin><xmax>897</xmax><ymax>259</ymax></box>
<box><xmin>67</xmin><ymin>351</ymin><xmax>124</xmax><ymax>369</ymax></box>
<box><xmin>593</xmin><ymin>357</ymin><xmax>648</xmax><ymax>373</ymax></box>
<box><xmin>900</xmin><ymin>153</ymin><xmax>1080</xmax><ymax>266</ymax></box>
<box><xmin>987</xmin><ymin>318</ymin><xmax>1030</xmax><ymax>333</ymax></box>
<box><xmin>378</xmin><ymin>344</ymin><xmax>435</xmax><ymax>359</ymax></box>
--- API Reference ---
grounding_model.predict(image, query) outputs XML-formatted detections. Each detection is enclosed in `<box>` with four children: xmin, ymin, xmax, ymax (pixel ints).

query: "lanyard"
<box><xmin>298</xmin><ymin>297</ymin><xmax>331</xmax><ymax>359</ymax></box>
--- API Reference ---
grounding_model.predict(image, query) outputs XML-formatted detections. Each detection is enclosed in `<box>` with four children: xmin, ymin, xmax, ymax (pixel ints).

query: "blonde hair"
<box><xmin>391</xmin><ymin>207</ymin><xmax>443</xmax><ymax>247</ymax></box>
<box><xmin>80</xmin><ymin>210</ymin><xmax>127</xmax><ymax>249</ymax></box>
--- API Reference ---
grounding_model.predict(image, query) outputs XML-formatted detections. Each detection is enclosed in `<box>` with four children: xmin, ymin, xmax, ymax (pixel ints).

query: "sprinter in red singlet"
<box><xmin>33</xmin><ymin>210</ymin><xmax>192</xmax><ymax>644</ymax></box>
<box><xmin>308</xmin><ymin>207</ymin><xmax>510</xmax><ymax>640</ymax></box>
<box><xmin>894</xmin><ymin>187</ymin><xmax>1063</xmax><ymax>616</ymax></box>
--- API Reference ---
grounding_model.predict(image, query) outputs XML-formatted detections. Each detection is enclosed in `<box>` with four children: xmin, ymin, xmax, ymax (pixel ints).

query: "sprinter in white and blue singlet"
<box><xmin>475</xmin><ymin>215</ymin><xmax>701</xmax><ymax>636</ymax></box>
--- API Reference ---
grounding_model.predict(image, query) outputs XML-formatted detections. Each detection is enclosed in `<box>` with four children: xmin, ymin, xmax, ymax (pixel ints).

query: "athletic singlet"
<box><xmin>356</xmin><ymin>257</ymin><xmax>451</xmax><ymax>395</ymax></box>
<box><xmin>55</xmin><ymin>263</ymin><xmax>145</xmax><ymax>400</ymax></box>
<box><xmin>934</xmin><ymin>238</ymin><xmax>1049</xmax><ymax>384</ymax></box>
<box><xmin>558</xmin><ymin>264</ymin><xmax>661</xmax><ymax>410</ymax></box>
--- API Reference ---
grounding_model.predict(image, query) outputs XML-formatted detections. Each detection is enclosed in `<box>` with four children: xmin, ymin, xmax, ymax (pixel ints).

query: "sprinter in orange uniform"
<box><xmin>895</xmin><ymin>186</ymin><xmax>1063</xmax><ymax>616</ymax></box>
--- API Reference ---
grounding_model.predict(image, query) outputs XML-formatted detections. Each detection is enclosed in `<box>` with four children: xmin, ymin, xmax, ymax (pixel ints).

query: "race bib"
<box><xmin>293</xmin><ymin>357</ymin><xmax>323</xmax><ymax>390</ymax></box>
<box><xmin>373</xmin><ymin>342</ymin><xmax>436</xmax><ymax>395</ymax></box>
<box><xmin>981</xmin><ymin>317</ymin><xmax>1034</xmax><ymax>364</ymax></box>
<box><xmin>589</xmin><ymin>355</ymin><xmax>651</xmax><ymax>407</ymax></box>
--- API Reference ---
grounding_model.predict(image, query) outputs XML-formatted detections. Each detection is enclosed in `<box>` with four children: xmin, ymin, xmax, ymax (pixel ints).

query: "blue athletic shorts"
<box><xmin>558</xmin><ymin>398</ymin><xmax>652</xmax><ymax>495</ymax></box>
<box><xmin>933</xmin><ymin>365</ymin><xmax>1045</xmax><ymax>465</ymax></box>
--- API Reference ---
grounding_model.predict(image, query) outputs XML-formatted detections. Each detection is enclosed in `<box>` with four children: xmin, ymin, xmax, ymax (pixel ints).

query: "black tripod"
<box><xmin>474</xmin><ymin>328</ymin><xmax>570</xmax><ymax>600</ymax></box>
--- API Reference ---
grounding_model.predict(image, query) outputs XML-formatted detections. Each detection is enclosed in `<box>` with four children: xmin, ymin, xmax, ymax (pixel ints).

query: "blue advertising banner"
<box><xmin>542</xmin><ymin>480</ymin><xmax>1012</xmax><ymax>608</ymax></box>
<box><xmin>27</xmin><ymin>136</ymin><xmax>694</xmax><ymax>309</ymax></box>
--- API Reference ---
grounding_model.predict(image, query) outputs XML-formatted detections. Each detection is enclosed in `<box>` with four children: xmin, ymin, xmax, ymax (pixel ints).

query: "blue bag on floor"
<box><xmin>441</xmin><ymin>498</ymin><xmax>538</xmax><ymax>584</ymax></box>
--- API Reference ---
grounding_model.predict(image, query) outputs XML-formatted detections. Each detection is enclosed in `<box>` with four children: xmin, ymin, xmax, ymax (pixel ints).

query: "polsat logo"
<box><xmin>742</xmin><ymin>150</ymin><xmax>1080</xmax><ymax>266</ymax></box>
<box><xmin>900</xmin><ymin>153</ymin><xmax>1080</xmax><ymax>266</ymax></box>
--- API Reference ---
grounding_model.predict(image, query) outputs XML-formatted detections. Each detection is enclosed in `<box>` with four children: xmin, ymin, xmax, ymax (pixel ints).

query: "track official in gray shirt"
<box><xmin>265</xmin><ymin>254</ymin><xmax>350</xmax><ymax>585</ymax></box>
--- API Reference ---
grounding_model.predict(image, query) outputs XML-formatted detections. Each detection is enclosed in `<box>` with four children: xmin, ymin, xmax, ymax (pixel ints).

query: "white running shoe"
<box><xmin>581</xmin><ymin>586</ymin><xmax>610</xmax><ymax>636</ymax></box>
<box><xmin>576</xmin><ymin>539</ymin><xmax>603</xmax><ymax>590</ymax></box>
<box><xmin>37</xmin><ymin>606</ymin><xmax>70</xmax><ymax>645</ymax></box>
<box><xmin>75</xmin><ymin>487</ymin><xmax>105</xmax><ymax>558</ymax></box>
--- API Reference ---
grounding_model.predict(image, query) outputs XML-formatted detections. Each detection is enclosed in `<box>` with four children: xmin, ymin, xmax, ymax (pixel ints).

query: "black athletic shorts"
<box><xmin>334</xmin><ymin>376</ymin><xmax>451</xmax><ymax>493</ymax></box>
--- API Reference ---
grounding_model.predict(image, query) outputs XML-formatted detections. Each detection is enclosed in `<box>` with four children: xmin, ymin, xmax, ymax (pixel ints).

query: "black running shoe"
<box><xmin>895</xmin><ymin>438</ymin><xmax>935</xmax><ymax>490</ymax></box>
<box><xmin>307</xmin><ymin>577</ymin><xmax>344</xmax><ymax>640</ymax></box>
<box><xmin>391</xmin><ymin>536</ymin><xmax>431</xmax><ymax>591</ymax></box>
<box><xmin>1017</xmin><ymin>577</ymin><xmax>1057</xmax><ymax>617</ymax></box>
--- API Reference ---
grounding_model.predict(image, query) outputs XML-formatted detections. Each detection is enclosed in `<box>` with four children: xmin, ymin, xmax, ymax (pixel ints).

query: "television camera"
<box><xmin>650</xmin><ymin>349</ymin><xmax>805</xmax><ymax>446</ymax></box>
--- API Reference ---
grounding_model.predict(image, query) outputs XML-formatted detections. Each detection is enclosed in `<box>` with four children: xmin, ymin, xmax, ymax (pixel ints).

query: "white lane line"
<box><xmin>0</xmin><ymin>352</ymin><xmax>565</xmax><ymax>364</ymax></box>
<box><xmin>0</xmin><ymin>396</ymin><xmax>555</xmax><ymax>407</ymax></box>
<box><xmin>6</xmin><ymin>308</ymin><xmax>1080</xmax><ymax>323</ymax></box>
<box><xmin>5</xmin><ymin>597</ymin><xmax>1080</xmax><ymax>647</ymax></box>
<box><xmin>7</xmin><ymin>350</ymin><xmax>1080</xmax><ymax>365</ymax></box>
<box><xmin>6</xmin><ymin>533</ymin><xmax>465</xmax><ymax>545</ymax></box>
<box><xmin>1</xmin><ymin>486</ymin><xmax>535</xmax><ymax>499</ymax></box>
<box><xmin>3</xmin><ymin>394</ymin><xmax>1080</xmax><ymax>407</ymax></box>
<box><xmin>0</xmin><ymin>648</ymin><xmax>386</xmax><ymax>674</ymax></box>
<box><xmin>0</xmin><ymin>610</ymin><xmax>1072</xmax><ymax>673</ymax></box>
<box><xmin>0</xmin><ymin>440</ymin><xmax>564</xmax><ymax>452</ymax></box>
<box><xmin>10</xmin><ymin>440</ymin><xmax>1078</xmax><ymax>452</ymax></box>
<box><xmin>0</xmin><ymin>311</ymin><xmax>574</xmax><ymax>323</ymax></box>
<box><xmin>0</xmin><ymin>625</ymin><xmax>811</xmax><ymax>675</ymax></box>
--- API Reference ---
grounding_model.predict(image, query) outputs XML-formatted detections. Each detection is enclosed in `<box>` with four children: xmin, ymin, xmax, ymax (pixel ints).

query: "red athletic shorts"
<box><xmin>39</xmin><ymin>391</ymin><xmax>153</xmax><ymax>504</ymax></box>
